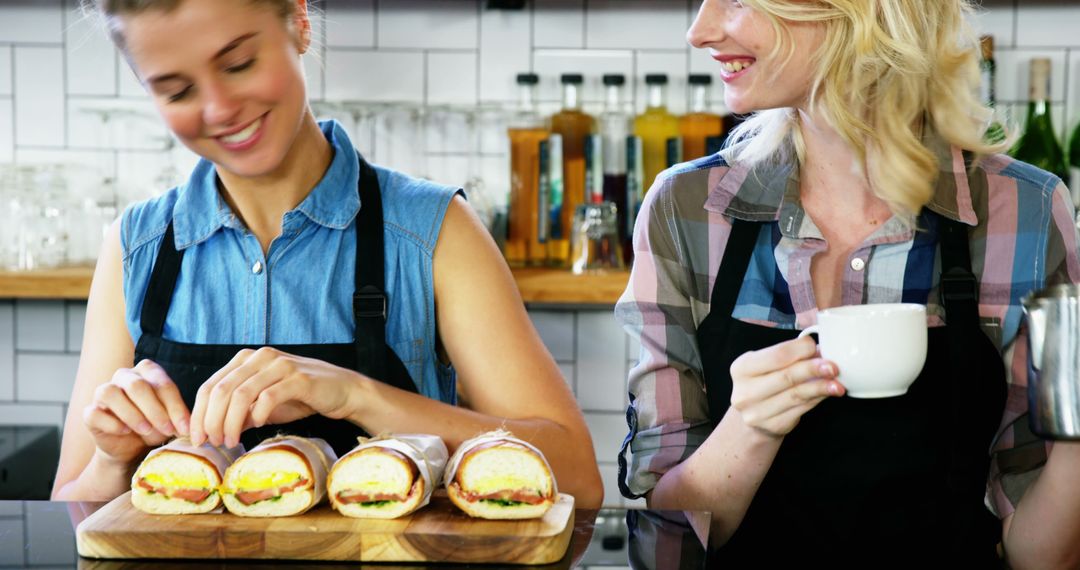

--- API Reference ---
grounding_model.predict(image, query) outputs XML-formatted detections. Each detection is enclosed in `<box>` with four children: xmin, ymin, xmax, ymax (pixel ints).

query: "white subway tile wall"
<box><xmin>0</xmin><ymin>46</ymin><xmax>12</xmax><ymax>96</ymax></box>
<box><xmin>14</xmin><ymin>301</ymin><xmax>65</xmax><ymax>353</ymax></box>
<box><xmin>0</xmin><ymin>0</ymin><xmax>1076</xmax><ymax>509</ymax></box>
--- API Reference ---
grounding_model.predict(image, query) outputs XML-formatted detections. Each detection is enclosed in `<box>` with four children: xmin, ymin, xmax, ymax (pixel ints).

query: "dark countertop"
<box><xmin>0</xmin><ymin>500</ymin><xmax>710</xmax><ymax>569</ymax></box>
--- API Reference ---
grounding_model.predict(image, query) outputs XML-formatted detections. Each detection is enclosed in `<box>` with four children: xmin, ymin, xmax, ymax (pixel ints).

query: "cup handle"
<box><xmin>798</xmin><ymin>325</ymin><xmax>820</xmax><ymax>340</ymax></box>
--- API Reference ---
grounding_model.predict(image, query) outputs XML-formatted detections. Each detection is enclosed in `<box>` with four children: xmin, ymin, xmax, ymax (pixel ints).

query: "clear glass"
<box><xmin>569</xmin><ymin>201</ymin><xmax>624</xmax><ymax>274</ymax></box>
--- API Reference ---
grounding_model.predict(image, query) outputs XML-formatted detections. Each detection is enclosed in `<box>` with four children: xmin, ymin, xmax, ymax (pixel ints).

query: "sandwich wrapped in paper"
<box><xmin>131</xmin><ymin>437</ymin><xmax>244</xmax><ymax>515</ymax></box>
<box><xmin>328</xmin><ymin>433</ymin><xmax>448</xmax><ymax>519</ymax></box>
<box><xmin>443</xmin><ymin>430</ymin><xmax>557</xmax><ymax>520</ymax></box>
<box><xmin>220</xmin><ymin>435</ymin><xmax>337</xmax><ymax>517</ymax></box>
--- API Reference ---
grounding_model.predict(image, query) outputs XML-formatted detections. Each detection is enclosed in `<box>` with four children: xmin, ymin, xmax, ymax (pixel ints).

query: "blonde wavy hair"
<box><xmin>723</xmin><ymin>0</ymin><xmax>1010</xmax><ymax>219</ymax></box>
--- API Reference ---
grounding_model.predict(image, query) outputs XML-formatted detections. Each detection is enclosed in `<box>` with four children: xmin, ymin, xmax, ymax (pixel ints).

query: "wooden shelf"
<box><xmin>0</xmin><ymin>266</ymin><xmax>629</xmax><ymax>306</ymax></box>
<box><xmin>510</xmin><ymin>267</ymin><xmax>629</xmax><ymax>306</ymax></box>
<box><xmin>0</xmin><ymin>266</ymin><xmax>95</xmax><ymax>300</ymax></box>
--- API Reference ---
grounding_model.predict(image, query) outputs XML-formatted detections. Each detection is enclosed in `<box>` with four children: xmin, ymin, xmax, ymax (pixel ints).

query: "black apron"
<box><xmin>134</xmin><ymin>153</ymin><xmax>418</xmax><ymax>457</ymax></box>
<box><xmin>699</xmin><ymin>215</ymin><xmax>1007</xmax><ymax>567</ymax></box>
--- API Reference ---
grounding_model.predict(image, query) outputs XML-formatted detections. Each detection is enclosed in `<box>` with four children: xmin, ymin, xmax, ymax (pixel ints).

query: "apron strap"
<box><xmin>139</xmin><ymin>223</ymin><xmax>185</xmax><ymax>338</ymax></box>
<box><xmin>708</xmin><ymin>218</ymin><xmax>765</xmax><ymax>316</ymax></box>
<box><xmin>937</xmin><ymin>213</ymin><xmax>1003</xmax><ymax>556</ymax></box>
<box><xmin>352</xmin><ymin>152</ymin><xmax>395</xmax><ymax>386</ymax></box>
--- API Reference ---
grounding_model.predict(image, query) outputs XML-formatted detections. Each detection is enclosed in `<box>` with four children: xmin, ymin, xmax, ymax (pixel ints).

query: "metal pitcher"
<box><xmin>1021</xmin><ymin>284</ymin><xmax>1080</xmax><ymax>440</ymax></box>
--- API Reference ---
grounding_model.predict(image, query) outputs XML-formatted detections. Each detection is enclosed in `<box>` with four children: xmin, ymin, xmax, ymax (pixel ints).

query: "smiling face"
<box><xmin>118</xmin><ymin>0</ymin><xmax>312</xmax><ymax>179</ymax></box>
<box><xmin>687</xmin><ymin>0</ymin><xmax>825</xmax><ymax>115</ymax></box>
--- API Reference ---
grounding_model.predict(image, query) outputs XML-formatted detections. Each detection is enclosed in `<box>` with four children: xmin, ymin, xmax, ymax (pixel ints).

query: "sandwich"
<box><xmin>443</xmin><ymin>431</ymin><xmax>557</xmax><ymax>520</ymax></box>
<box><xmin>219</xmin><ymin>435</ymin><xmax>337</xmax><ymax>517</ymax></box>
<box><xmin>130</xmin><ymin>437</ymin><xmax>244</xmax><ymax>515</ymax></box>
<box><xmin>328</xmin><ymin>434</ymin><xmax>448</xmax><ymax>519</ymax></box>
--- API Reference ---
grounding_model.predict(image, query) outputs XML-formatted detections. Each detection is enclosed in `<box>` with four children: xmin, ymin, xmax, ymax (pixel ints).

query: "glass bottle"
<box><xmin>548</xmin><ymin>73</ymin><xmax>596</xmax><ymax>267</ymax></box>
<box><xmin>545</xmin><ymin>133</ymin><xmax>564</xmax><ymax>265</ymax></box>
<box><xmin>570</xmin><ymin>134</ymin><xmax>622</xmax><ymax>274</ymax></box>
<box><xmin>634</xmin><ymin>74</ymin><xmax>681</xmax><ymax>194</ymax></box>
<box><xmin>599</xmin><ymin>74</ymin><xmax>632</xmax><ymax>258</ymax></box>
<box><xmin>1067</xmin><ymin>119</ymin><xmax>1080</xmax><ymax>207</ymax></box>
<box><xmin>679</xmin><ymin>74</ymin><xmax>732</xmax><ymax>160</ymax></box>
<box><xmin>624</xmin><ymin>135</ymin><xmax>644</xmax><ymax>265</ymax></box>
<box><xmin>506</xmin><ymin>73</ymin><xmax>550</xmax><ymax>267</ymax></box>
<box><xmin>1011</xmin><ymin>58</ymin><xmax>1068</xmax><ymax>183</ymax></box>
<box><xmin>980</xmin><ymin>35</ymin><xmax>1006</xmax><ymax>145</ymax></box>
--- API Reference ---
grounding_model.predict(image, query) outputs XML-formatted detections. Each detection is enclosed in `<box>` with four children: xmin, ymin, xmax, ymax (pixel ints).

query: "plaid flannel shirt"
<box><xmin>615</xmin><ymin>133</ymin><xmax>1080</xmax><ymax>518</ymax></box>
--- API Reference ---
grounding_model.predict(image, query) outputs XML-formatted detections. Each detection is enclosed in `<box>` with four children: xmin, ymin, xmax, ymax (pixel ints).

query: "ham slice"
<box><xmin>234</xmin><ymin>478</ymin><xmax>310</xmax><ymax>506</ymax></box>
<box><xmin>135</xmin><ymin>478</ymin><xmax>214</xmax><ymax>504</ymax></box>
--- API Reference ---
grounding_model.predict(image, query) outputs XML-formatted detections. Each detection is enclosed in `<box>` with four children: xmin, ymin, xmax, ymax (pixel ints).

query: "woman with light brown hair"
<box><xmin>52</xmin><ymin>0</ymin><xmax>602</xmax><ymax>511</ymax></box>
<box><xmin>617</xmin><ymin>0</ymin><xmax>1080</xmax><ymax>566</ymax></box>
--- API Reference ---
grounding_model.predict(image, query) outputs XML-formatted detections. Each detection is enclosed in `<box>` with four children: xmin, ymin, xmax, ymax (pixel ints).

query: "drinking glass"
<box><xmin>569</xmin><ymin>202</ymin><xmax>624</xmax><ymax>274</ymax></box>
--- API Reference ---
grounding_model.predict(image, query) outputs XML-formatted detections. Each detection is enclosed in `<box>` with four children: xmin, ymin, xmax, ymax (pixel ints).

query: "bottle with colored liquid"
<box><xmin>679</xmin><ymin>74</ymin><xmax>733</xmax><ymax>160</ymax></box>
<box><xmin>979</xmin><ymin>35</ymin><xmax>1006</xmax><ymax>145</ymax></box>
<box><xmin>634</xmin><ymin>74</ymin><xmax>680</xmax><ymax>194</ymax></box>
<box><xmin>545</xmin><ymin>134</ymin><xmax>565</xmax><ymax>266</ymax></box>
<box><xmin>548</xmin><ymin>73</ymin><xmax>596</xmax><ymax>267</ymax></box>
<box><xmin>1011</xmin><ymin>58</ymin><xmax>1068</xmax><ymax>183</ymax></box>
<box><xmin>1069</xmin><ymin>120</ymin><xmax>1080</xmax><ymax>207</ymax></box>
<box><xmin>600</xmin><ymin>74</ymin><xmax>632</xmax><ymax>256</ymax></box>
<box><xmin>505</xmin><ymin>73</ymin><xmax>550</xmax><ymax>267</ymax></box>
<box><xmin>624</xmin><ymin>135</ymin><xmax>644</xmax><ymax>265</ymax></box>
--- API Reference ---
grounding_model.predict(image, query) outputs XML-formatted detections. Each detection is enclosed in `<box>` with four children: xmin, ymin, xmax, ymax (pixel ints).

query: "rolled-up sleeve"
<box><xmin>988</xmin><ymin>178</ymin><xmax>1080</xmax><ymax>517</ymax></box>
<box><xmin>615</xmin><ymin>176</ymin><xmax>714</xmax><ymax>499</ymax></box>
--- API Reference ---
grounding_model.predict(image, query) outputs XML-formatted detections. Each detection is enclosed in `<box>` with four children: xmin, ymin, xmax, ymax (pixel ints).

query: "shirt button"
<box><xmin>252</xmin><ymin>260</ymin><xmax>263</xmax><ymax>275</ymax></box>
<box><xmin>850</xmin><ymin>257</ymin><xmax>866</xmax><ymax>271</ymax></box>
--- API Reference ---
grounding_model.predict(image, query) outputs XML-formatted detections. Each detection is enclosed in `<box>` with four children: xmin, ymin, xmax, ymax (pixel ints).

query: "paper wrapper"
<box><xmin>133</xmin><ymin>437</ymin><xmax>245</xmax><ymax>486</ymax></box>
<box><xmin>442</xmin><ymin>430</ymin><xmax>558</xmax><ymax>496</ymax></box>
<box><xmin>336</xmin><ymin>433</ymin><xmax>449</xmax><ymax>513</ymax></box>
<box><xmin>244</xmin><ymin>436</ymin><xmax>338</xmax><ymax>506</ymax></box>
<box><xmin>132</xmin><ymin>437</ymin><xmax>245</xmax><ymax>512</ymax></box>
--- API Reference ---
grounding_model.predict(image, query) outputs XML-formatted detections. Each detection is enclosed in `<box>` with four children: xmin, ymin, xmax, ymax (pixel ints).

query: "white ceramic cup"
<box><xmin>797</xmin><ymin>303</ymin><xmax>928</xmax><ymax>399</ymax></box>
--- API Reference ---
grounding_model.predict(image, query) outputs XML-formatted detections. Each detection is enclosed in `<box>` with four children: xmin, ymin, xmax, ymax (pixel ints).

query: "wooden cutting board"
<box><xmin>76</xmin><ymin>491</ymin><xmax>575</xmax><ymax>564</ymax></box>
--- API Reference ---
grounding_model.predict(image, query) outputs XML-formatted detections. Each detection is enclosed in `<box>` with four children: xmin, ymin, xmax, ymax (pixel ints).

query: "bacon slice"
<box><xmin>136</xmin><ymin>478</ymin><xmax>213</xmax><ymax>504</ymax></box>
<box><xmin>459</xmin><ymin>488</ymin><xmax>549</xmax><ymax>505</ymax></box>
<box><xmin>335</xmin><ymin>490</ymin><xmax>410</xmax><ymax>505</ymax></box>
<box><xmin>234</xmin><ymin>478</ymin><xmax>310</xmax><ymax>506</ymax></box>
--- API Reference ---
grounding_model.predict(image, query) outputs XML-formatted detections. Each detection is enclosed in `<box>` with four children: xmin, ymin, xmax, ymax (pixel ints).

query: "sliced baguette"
<box><xmin>221</xmin><ymin>437</ymin><xmax>335</xmax><ymax>517</ymax></box>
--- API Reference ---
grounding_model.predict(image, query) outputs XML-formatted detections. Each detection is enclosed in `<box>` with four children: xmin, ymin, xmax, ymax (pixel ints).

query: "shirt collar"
<box><xmin>171</xmin><ymin>119</ymin><xmax>361</xmax><ymax>250</ymax></box>
<box><xmin>703</xmin><ymin>126</ymin><xmax>980</xmax><ymax>232</ymax></box>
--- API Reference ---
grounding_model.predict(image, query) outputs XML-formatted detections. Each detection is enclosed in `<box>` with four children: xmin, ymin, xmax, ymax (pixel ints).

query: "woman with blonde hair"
<box><xmin>52</xmin><ymin>0</ymin><xmax>602</xmax><ymax>510</ymax></box>
<box><xmin>617</xmin><ymin>0</ymin><xmax>1080</xmax><ymax>566</ymax></box>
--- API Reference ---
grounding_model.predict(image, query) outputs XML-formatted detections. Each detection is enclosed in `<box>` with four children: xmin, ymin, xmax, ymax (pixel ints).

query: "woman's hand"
<box><xmin>728</xmin><ymin>335</ymin><xmax>843</xmax><ymax>438</ymax></box>
<box><xmin>188</xmin><ymin>347</ymin><xmax>362</xmax><ymax>448</ymax></box>
<box><xmin>82</xmin><ymin>359</ymin><xmax>190</xmax><ymax>465</ymax></box>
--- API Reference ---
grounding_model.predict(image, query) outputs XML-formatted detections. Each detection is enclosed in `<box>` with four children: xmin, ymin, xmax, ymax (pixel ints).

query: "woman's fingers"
<box><xmin>133</xmin><ymin>360</ymin><xmax>190</xmax><ymax>436</ymax></box>
<box><xmin>115</xmin><ymin>364</ymin><xmax>178</xmax><ymax>438</ymax></box>
<box><xmin>83</xmin><ymin>404</ymin><xmax>132</xmax><ymax>436</ymax></box>
<box><xmin>190</xmin><ymin>349</ymin><xmax>255</xmax><ymax>446</ymax></box>
<box><xmin>220</xmin><ymin>363</ymin><xmax>290</xmax><ymax>449</ymax></box>
<box><xmin>730</xmin><ymin>335</ymin><xmax>819</xmax><ymax>379</ymax></box>
<box><xmin>94</xmin><ymin>381</ymin><xmax>155</xmax><ymax>437</ymax></box>
<box><xmin>248</xmin><ymin>379</ymin><xmax>304</xmax><ymax>429</ymax></box>
<box><xmin>738</xmin><ymin>379</ymin><xmax>838</xmax><ymax>432</ymax></box>
<box><xmin>731</xmin><ymin>356</ymin><xmax>838</xmax><ymax>410</ymax></box>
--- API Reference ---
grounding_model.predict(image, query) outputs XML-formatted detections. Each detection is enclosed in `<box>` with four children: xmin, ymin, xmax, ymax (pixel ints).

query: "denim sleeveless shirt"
<box><xmin>120</xmin><ymin>120</ymin><xmax>460</xmax><ymax>404</ymax></box>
